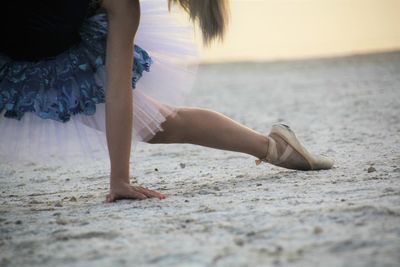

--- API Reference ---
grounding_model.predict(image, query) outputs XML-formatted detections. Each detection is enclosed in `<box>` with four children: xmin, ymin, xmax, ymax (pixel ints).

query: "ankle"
<box><xmin>255</xmin><ymin>135</ymin><xmax>270</xmax><ymax>160</ymax></box>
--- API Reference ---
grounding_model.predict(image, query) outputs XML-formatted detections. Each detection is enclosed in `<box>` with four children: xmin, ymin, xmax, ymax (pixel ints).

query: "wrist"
<box><xmin>110</xmin><ymin>175</ymin><xmax>130</xmax><ymax>187</ymax></box>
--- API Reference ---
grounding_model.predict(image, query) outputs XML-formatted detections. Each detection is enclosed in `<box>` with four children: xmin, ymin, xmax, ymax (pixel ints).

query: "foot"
<box><xmin>256</xmin><ymin>124</ymin><xmax>334</xmax><ymax>171</ymax></box>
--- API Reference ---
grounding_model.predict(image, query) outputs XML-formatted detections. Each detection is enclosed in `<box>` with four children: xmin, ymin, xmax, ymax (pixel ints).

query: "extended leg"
<box><xmin>148</xmin><ymin>105</ymin><xmax>334</xmax><ymax>171</ymax></box>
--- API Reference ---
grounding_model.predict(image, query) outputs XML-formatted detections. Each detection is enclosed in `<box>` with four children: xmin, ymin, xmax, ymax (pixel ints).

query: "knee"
<box><xmin>148</xmin><ymin>107</ymin><xmax>188</xmax><ymax>144</ymax></box>
<box><xmin>165</xmin><ymin>107</ymin><xmax>189</xmax><ymax>142</ymax></box>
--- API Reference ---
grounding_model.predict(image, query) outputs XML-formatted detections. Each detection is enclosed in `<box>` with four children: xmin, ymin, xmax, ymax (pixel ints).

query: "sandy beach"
<box><xmin>1</xmin><ymin>51</ymin><xmax>400</xmax><ymax>267</ymax></box>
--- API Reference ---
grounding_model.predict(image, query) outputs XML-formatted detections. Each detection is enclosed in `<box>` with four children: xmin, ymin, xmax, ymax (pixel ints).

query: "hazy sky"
<box><xmin>196</xmin><ymin>0</ymin><xmax>400</xmax><ymax>63</ymax></box>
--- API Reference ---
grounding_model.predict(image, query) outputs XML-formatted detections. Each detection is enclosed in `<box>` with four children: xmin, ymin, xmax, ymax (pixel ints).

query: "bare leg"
<box><xmin>148</xmin><ymin>107</ymin><xmax>269</xmax><ymax>159</ymax></box>
<box><xmin>147</xmin><ymin>105</ymin><xmax>334</xmax><ymax>171</ymax></box>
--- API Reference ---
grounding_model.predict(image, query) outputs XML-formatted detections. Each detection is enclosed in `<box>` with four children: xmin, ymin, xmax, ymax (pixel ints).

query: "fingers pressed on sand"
<box><xmin>134</xmin><ymin>186</ymin><xmax>159</xmax><ymax>199</ymax></box>
<box><xmin>141</xmin><ymin>187</ymin><xmax>165</xmax><ymax>199</ymax></box>
<box><xmin>129</xmin><ymin>189</ymin><xmax>148</xmax><ymax>200</ymax></box>
<box><xmin>144</xmin><ymin>188</ymin><xmax>166</xmax><ymax>199</ymax></box>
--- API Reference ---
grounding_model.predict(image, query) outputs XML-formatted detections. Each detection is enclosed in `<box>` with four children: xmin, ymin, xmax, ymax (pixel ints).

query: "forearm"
<box><xmin>103</xmin><ymin>0</ymin><xmax>140</xmax><ymax>185</ymax></box>
<box><xmin>106</xmin><ymin>83</ymin><xmax>133</xmax><ymax>183</ymax></box>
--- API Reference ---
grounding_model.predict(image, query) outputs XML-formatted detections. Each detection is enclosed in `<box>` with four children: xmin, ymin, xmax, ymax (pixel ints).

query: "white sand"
<box><xmin>1</xmin><ymin>51</ymin><xmax>400</xmax><ymax>267</ymax></box>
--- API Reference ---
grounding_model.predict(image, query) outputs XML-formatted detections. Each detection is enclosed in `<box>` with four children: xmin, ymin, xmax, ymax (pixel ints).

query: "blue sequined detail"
<box><xmin>0</xmin><ymin>14</ymin><xmax>152</xmax><ymax>122</ymax></box>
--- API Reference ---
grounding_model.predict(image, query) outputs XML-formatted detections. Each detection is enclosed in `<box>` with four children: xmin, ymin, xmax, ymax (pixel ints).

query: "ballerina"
<box><xmin>0</xmin><ymin>0</ymin><xmax>334</xmax><ymax>202</ymax></box>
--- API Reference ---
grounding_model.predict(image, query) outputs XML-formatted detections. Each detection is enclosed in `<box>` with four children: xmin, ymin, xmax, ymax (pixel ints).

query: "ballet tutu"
<box><xmin>0</xmin><ymin>0</ymin><xmax>198</xmax><ymax>167</ymax></box>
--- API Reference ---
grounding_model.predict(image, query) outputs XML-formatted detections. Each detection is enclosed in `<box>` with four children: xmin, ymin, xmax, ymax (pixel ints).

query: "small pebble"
<box><xmin>184</xmin><ymin>199</ymin><xmax>189</xmax><ymax>203</ymax></box>
<box><xmin>154</xmin><ymin>168</ymin><xmax>159</xmax><ymax>172</ymax></box>
<box><xmin>233</xmin><ymin>237</ymin><xmax>244</xmax><ymax>246</ymax></box>
<box><xmin>313</xmin><ymin>226</ymin><xmax>323</xmax><ymax>235</ymax></box>
<box><xmin>179</xmin><ymin>163</ymin><xmax>186</xmax><ymax>169</ymax></box>
<box><xmin>56</xmin><ymin>218</ymin><xmax>68</xmax><ymax>225</ymax></box>
<box><xmin>367</xmin><ymin>166</ymin><xmax>376</xmax><ymax>173</ymax></box>
<box><xmin>15</xmin><ymin>220</ymin><xmax>22</xmax><ymax>225</ymax></box>
<box><xmin>384</xmin><ymin>187</ymin><xmax>395</xmax><ymax>193</ymax></box>
<box><xmin>246</xmin><ymin>231</ymin><xmax>256</xmax><ymax>237</ymax></box>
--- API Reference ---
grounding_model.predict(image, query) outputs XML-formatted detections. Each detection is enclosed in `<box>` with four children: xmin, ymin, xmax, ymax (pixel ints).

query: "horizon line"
<box><xmin>197</xmin><ymin>48</ymin><xmax>400</xmax><ymax>66</ymax></box>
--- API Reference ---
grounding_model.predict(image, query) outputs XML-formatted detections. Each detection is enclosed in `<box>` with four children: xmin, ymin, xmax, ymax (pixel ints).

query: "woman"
<box><xmin>0</xmin><ymin>0</ymin><xmax>334</xmax><ymax>202</ymax></box>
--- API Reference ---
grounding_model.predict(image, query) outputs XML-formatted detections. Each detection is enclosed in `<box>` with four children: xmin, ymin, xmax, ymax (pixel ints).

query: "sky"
<box><xmin>194</xmin><ymin>0</ymin><xmax>400</xmax><ymax>63</ymax></box>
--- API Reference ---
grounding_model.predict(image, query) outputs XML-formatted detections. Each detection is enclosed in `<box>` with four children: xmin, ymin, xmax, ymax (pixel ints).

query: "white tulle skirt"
<box><xmin>0</xmin><ymin>0</ymin><xmax>198</xmax><ymax>167</ymax></box>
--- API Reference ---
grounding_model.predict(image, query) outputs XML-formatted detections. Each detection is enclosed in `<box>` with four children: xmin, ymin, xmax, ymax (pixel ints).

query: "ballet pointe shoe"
<box><xmin>255</xmin><ymin>124</ymin><xmax>334</xmax><ymax>171</ymax></box>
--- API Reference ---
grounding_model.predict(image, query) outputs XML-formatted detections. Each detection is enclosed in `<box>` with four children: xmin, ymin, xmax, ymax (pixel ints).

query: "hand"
<box><xmin>106</xmin><ymin>181</ymin><xmax>166</xmax><ymax>202</ymax></box>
